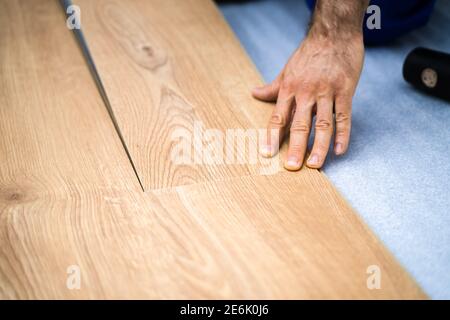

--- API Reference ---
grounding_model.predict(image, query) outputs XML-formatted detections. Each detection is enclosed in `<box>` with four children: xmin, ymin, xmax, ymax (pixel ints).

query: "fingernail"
<box><xmin>260</xmin><ymin>145</ymin><xmax>273</xmax><ymax>158</ymax></box>
<box><xmin>285</xmin><ymin>157</ymin><xmax>300</xmax><ymax>171</ymax></box>
<box><xmin>335</xmin><ymin>143</ymin><xmax>343</xmax><ymax>154</ymax></box>
<box><xmin>307</xmin><ymin>154</ymin><xmax>319</xmax><ymax>166</ymax></box>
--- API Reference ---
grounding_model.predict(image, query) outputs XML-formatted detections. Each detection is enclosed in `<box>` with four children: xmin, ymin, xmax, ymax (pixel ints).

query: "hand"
<box><xmin>252</xmin><ymin>1</ymin><xmax>367</xmax><ymax>170</ymax></box>
<box><xmin>253</xmin><ymin>34</ymin><xmax>364</xmax><ymax>170</ymax></box>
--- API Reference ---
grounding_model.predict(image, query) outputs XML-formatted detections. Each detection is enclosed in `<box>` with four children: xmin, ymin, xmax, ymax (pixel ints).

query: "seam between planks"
<box><xmin>60</xmin><ymin>0</ymin><xmax>145</xmax><ymax>191</ymax></box>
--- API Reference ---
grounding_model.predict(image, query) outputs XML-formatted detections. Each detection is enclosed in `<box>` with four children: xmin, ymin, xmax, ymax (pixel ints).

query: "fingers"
<box><xmin>284</xmin><ymin>97</ymin><xmax>313</xmax><ymax>171</ymax></box>
<box><xmin>256</xmin><ymin>74</ymin><xmax>353</xmax><ymax>169</ymax></box>
<box><xmin>306</xmin><ymin>98</ymin><xmax>334</xmax><ymax>169</ymax></box>
<box><xmin>252</xmin><ymin>73</ymin><xmax>282</xmax><ymax>102</ymax></box>
<box><xmin>260</xmin><ymin>88</ymin><xmax>295</xmax><ymax>157</ymax></box>
<box><xmin>334</xmin><ymin>94</ymin><xmax>352</xmax><ymax>155</ymax></box>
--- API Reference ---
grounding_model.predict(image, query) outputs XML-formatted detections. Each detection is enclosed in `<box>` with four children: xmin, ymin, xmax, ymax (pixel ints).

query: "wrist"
<box><xmin>307</xmin><ymin>24</ymin><xmax>363</xmax><ymax>43</ymax></box>
<box><xmin>308</xmin><ymin>15</ymin><xmax>365</xmax><ymax>42</ymax></box>
<box><xmin>308</xmin><ymin>0</ymin><xmax>368</xmax><ymax>41</ymax></box>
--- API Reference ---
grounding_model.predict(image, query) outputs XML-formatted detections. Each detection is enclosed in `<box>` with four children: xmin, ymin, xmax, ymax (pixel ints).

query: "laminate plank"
<box><xmin>74</xmin><ymin>0</ymin><xmax>279</xmax><ymax>190</ymax></box>
<box><xmin>1</xmin><ymin>176</ymin><xmax>426</xmax><ymax>299</ymax></box>
<box><xmin>0</xmin><ymin>0</ymin><xmax>141</xmax><ymax>193</ymax></box>
<box><xmin>0</xmin><ymin>0</ymin><xmax>142</xmax><ymax>298</ymax></box>
<box><xmin>154</xmin><ymin>171</ymin><xmax>426</xmax><ymax>299</ymax></box>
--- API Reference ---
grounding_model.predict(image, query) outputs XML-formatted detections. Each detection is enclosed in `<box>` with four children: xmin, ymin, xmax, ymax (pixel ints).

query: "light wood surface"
<box><xmin>0</xmin><ymin>0</ymin><xmax>425</xmax><ymax>299</ymax></box>
<box><xmin>74</xmin><ymin>0</ymin><xmax>278</xmax><ymax>190</ymax></box>
<box><xmin>155</xmin><ymin>172</ymin><xmax>425</xmax><ymax>299</ymax></box>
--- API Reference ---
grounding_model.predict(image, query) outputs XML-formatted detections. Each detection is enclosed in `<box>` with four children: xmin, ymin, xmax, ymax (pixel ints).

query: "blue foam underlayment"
<box><xmin>219</xmin><ymin>0</ymin><xmax>450</xmax><ymax>299</ymax></box>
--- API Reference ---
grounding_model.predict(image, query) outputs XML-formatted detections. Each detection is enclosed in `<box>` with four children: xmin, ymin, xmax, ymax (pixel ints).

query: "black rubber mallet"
<box><xmin>403</xmin><ymin>47</ymin><xmax>450</xmax><ymax>102</ymax></box>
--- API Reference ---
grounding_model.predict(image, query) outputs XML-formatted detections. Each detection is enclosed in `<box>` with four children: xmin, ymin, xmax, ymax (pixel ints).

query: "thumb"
<box><xmin>252</xmin><ymin>76</ymin><xmax>281</xmax><ymax>102</ymax></box>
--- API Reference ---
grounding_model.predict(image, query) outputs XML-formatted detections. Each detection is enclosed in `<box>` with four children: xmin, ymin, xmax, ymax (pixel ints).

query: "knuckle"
<box><xmin>299</xmin><ymin>80</ymin><xmax>314</xmax><ymax>92</ymax></box>
<box><xmin>269</xmin><ymin>113</ymin><xmax>286</xmax><ymax>128</ymax></box>
<box><xmin>280</xmin><ymin>78</ymin><xmax>293</xmax><ymax>91</ymax></box>
<box><xmin>335</xmin><ymin>125</ymin><xmax>350</xmax><ymax>137</ymax></box>
<box><xmin>335</xmin><ymin>112</ymin><xmax>351</xmax><ymax>123</ymax></box>
<box><xmin>289</xmin><ymin>143</ymin><xmax>304</xmax><ymax>153</ymax></box>
<box><xmin>335</xmin><ymin>73</ymin><xmax>348</xmax><ymax>87</ymax></box>
<box><xmin>315</xmin><ymin>118</ymin><xmax>332</xmax><ymax>131</ymax></box>
<box><xmin>290</xmin><ymin>119</ymin><xmax>310</xmax><ymax>133</ymax></box>
<box><xmin>316</xmin><ymin>82</ymin><xmax>333</xmax><ymax>97</ymax></box>
<box><xmin>336</xmin><ymin>129</ymin><xmax>349</xmax><ymax>138</ymax></box>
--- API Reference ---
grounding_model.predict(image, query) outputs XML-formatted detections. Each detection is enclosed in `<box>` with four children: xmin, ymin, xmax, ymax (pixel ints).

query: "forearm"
<box><xmin>309</xmin><ymin>0</ymin><xmax>370</xmax><ymax>40</ymax></box>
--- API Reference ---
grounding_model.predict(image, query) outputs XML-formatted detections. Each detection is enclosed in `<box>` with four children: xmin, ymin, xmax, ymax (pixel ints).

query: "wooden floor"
<box><xmin>0</xmin><ymin>0</ymin><xmax>425</xmax><ymax>299</ymax></box>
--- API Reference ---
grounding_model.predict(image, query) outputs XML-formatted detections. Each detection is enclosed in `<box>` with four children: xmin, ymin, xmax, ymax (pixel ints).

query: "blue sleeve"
<box><xmin>305</xmin><ymin>0</ymin><xmax>437</xmax><ymax>45</ymax></box>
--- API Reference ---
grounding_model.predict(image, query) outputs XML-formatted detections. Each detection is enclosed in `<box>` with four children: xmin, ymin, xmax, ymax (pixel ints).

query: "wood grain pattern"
<box><xmin>0</xmin><ymin>0</ymin><xmax>142</xmax><ymax>298</ymax></box>
<box><xmin>74</xmin><ymin>0</ymin><xmax>278</xmax><ymax>190</ymax></box>
<box><xmin>0</xmin><ymin>0</ymin><xmax>141</xmax><ymax>193</ymax></box>
<box><xmin>155</xmin><ymin>171</ymin><xmax>426</xmax><ymax>299</ymax></box>
<box><xmin>0</xmin><ymin>0</ymin><xmax>426</xmax><ymax>299</ymax></box>
<box><xmin>1</xmin><ymin>171</ymin><xmax>426</xmax><ymax>299</ymax></box>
